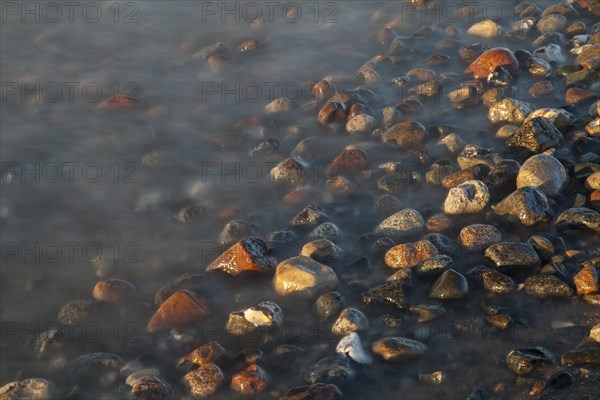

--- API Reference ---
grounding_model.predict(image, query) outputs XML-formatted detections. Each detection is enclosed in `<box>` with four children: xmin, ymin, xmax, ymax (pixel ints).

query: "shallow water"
<box><xmin>1</xmin><ymin>1</ymin><xmax>600</xmax><ymax>399</ymax></box>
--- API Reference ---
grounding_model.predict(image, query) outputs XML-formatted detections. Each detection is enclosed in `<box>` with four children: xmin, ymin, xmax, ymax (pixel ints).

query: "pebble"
<box><xmin>467</xmin><ymin>266</ymin><xmax>515</xmax><ymax>294</ymax></box>
<box><xmin>484</xmin><ymin>242</ymin><xmax>541</xmax><ymax>272</ymax></box>
<box><xmin>346</xmin><ymin>114</ymin><xmax>376</xmax><ymax>134</ymax></box>
<box><xmin>524</xmin><ymin>108</ymin><xmax>573</xmax><ymax>132</ymax></box>
<box><xmin>147</xmin><ymin>290</ymin><xmax>210</xmax><ymax>333</ymax></box>
<box><xmin>130</xmin><ymin>377</ymin><xmax>173</xmax><ymax>400</ymax></box>
<box><xmin>316</xmin><ymin>291</ymin><xmax>345</xmax><ymax>321</ymax></box>
<box><xmin>331</xmin><ymin>307</ymin><xmax>369</xmax><ymax>336</ymax></box>
<box><xmin>468</xmin><ymin>20</ymin><xmax>503</xmax><ymax>39</ymax></box>
<box><xmin>459</xmin><ymin>224</ymin><xmax>502</xmax><ymax>250</ymax></box>
<box><xmin>380</xmin><ymin>121</ymin><xmax>426</xmax><ymax>149</ymax></box>
<box><xmin>57</xmin><ymin>301</ymin><xmax>97</xmax><ymax>325</ymax></box>
<box><xmin>318</xmin><ymin>102</ymin><xmax>347</xmax><ymax>125</ymax></box>
<box><xmin>573</xmin><ymin>266</ymin><xmax>599</xmax><ymax>295</ymax></box>
<box><xmin>371</xmin><ymin>337</ymin><xmax>428</xmax><ymax>361</ymax></box>
<box><xmin>465</xmin><ymin>48</ymin><xmax>519</xmax><ymax>81</ymax></box>
<box><xmin>290</xmin><ymin>206</ymin><xmax>330</xmax><ymax>230</ymax></box>
<box><xmin>426</xmin><ymin>213</ymin><xmax>452</xmax><ymax>232</ymax></box>
<box><xmin>507</xmin><ymin>117</ymin><xmax>563</xmax><ymax>154</ymax></box>
<box><xmin>96</xmin><ymin>95</ymin><xmax>141</xmax><ymax>110</ymax></box>
<box><xmin>488</xmin><ymin>98</ymin><xmax>534</xmax><ymax>125</ymax></box>
<box><xmin>442</xmin><ymin>164</ymin><xmax>490</xmax><ymax>189</ymax></box>
<box><xmin>385</xmin><ymin>240</ymin><xmax>438</xmax><ymax>269</ymax></box>
<box><xmin>218</xmin><ymin>220</ymin><xmax>258</xmax><ymax>247</ymax></box>
<box><xmin>443</xmin><ymin>180</ymin><xmax>490</xmax><ymax>214</ymax></box>
<box><xmin>154</xmin><ymin>274</ymin><xmax>206</xmax><ymax>306</ymax></box>
<box><xmin>0</xmin><ymin>379</ymin><xmax>55</xmax><ymax>400</ymax></box>
<box><xmin>178</xmin><ymin>342</ymin><xmax>227</xmax><ymax>367</ymax></box>
<box><xmin>409</xmin><ymin>304</ymin><xmax>446</xmax><ymax>323</ymax></box>
<box><xmin>281</xmin><ymin>383</ymin><xmax>343</xmax><ymax>400</ymax></box>
<box><xmin>428</xmin><ymin>269</ymin><xmax>469</xmax><ymax>299</ymax></box>
<box><xmin>585</xmin><ymin>172</ymin><xmax>600</xmax><ymax>190</ymax></box>
<box><xmin>590</xmin><ymin>325</ymin><xmax>600</xmax><ymax>342</ymax></box>
<box><xmin>524</xmin><ymin>274</ymin><xmax>574</xmax><ymax>298</ymax></box>
<box><xmin>66</xmin><ymin>352</ymin><xmax>123</xmax><ymax>384</ymax></box>
<box><xmin>324</xmin><ymin>148</ymin><xmax>368</xmax><ymax>179</ymax></box>
<box><xmin>270</xmin><ymin>157</ymin><xmax>308</xmax><ymax>184</ymax></box>
<box><xmin>362</xmin><ymin>280</ymin><xmax>405</xmax><ymax>310</ymax></box>
<box><xmin>336</xmin><ymin>332</ymin><xmax>372</xmax><ymax>364</ymax></box>
<box><xmin>265</xmin><ymin>97</ymin><xmax>290</xmax><ymax>114</ymax></box>
<box><xmin>457</xmin><ymin>144</ymin><xmax>500</xmax><ymax>170</ymax></box>
<box><xmin>527</xmin><ymin>235</ymin><xmax>555</xmax><ymax>261</ymax></box>
<box><xmin>415</xmin><ymin>255</ymin><xmax>453</xmax><ymax>278</ymax></box>
<box><xmin>506</xmin><ymin>347</ymin><xmax>554</xmax><ymax>375</ymax></box>
<box><xmin>243</xmin><ymin>301</ymin><xmax>283</xmax><ymax>327</ymax></box>
<box><xmin>375</xmin><ymin>194</ymin><xmax>403</xmax><ymax>214</ymax></box>
<box><xmin>183</xmin><ymin>364</ymin><xmax>224</xmax><ymax>398</ymax></box>
<box><xmin>301</xmin><ymin>239</ymin><xmax>344</xmax><ymax>264</ymax></box>
<box><xmin>274</xmin><ymin>256</ymin><xmax>338</xmax><ymax>297</ymax></box>
<box><xmin>492</xmin><ymin>186</ymin><xmax>552</xmax><ymax>226</ymax></box>
<box><xmin>205</xmin><ymin>236</ymin><xmax>277</xmax><ymax>276</ymax></box>
<box><xmin>375</xmin><ymin>208</ymin><xmax>425</xmax><ymax>240</ymax></box>
<box><xmin>308</xmin><ymin>222</ymin><xmax>343</xmax><ymax>244</ymax></box>
<box><xmin>546</xmin><ymin>371</ymin><xmax>575</xmax><ymax>390</ymax></box>
<box><xmin>555</xmin><ymin>207</ymin><xmax>600</xmax><ymax>233</ymax></box>
<box><xmin>486</xmin><ymin>314</ymin><xmax>513</xmax><ymax>330</ymax></box>
<box><xmin>496</xmin><ymin>124</ymin><xmax>518</xmax><ymax>139</ymax></box>
<box><xmin>516</xmin><ymin>154</ymin><xmax>568</xmax><ymax>196</ymax></box>
<box><xmin>561</xmin><ymin>341</ymin><xmax>600</xmax><ymax>366</ymax></box>
<box><xmin>305</xmin><ymin>356</ymin><xmax>356</xmax><ymax>385</ymax></box>
<box><xmin>230</xmin><ymin>364</ymin><xmax>269</xmax><ymax>395</ymax></box>
<box><xmin>126</xmin><ymin>368</ymin><xmax>160</xmax><ymax>386</ymax></box>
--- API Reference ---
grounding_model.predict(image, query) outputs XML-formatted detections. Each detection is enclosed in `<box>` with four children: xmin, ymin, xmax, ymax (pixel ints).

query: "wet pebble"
<box><xmin>524</xmin><ymin>274</ymin><xmax>574</xmax><ymax>297</ymax></box>
<box><xmin>468</xmin><ymin>266</ymin><xmax>515</xmax><ymax>294</ymax></box>
<box><xmin>305</xmin><ymin>356</ymin><xmax>355</xmax><ymax>385</ymax></box>
<box><xmin>66</xmin><ymin>352</ymin><xmax>123</xmax><ymax>384</ymax></box>
<box><xmin>290</xmin><ymin>206</ymin><xmax>330</xmax><ymax>230</ymax></box>
<box><xmin>443</xmin><ymin>180</ymin><xmax>490</xmax><ymax>214</ymax></box>
<box><xmin>516</xmin><ymin>154</ymin><xmax>567</xmax><ymax>196</ymax></box>
<box><xmin>428</xmin><ymin>269</ymin><xmax>469</xmax><ymax>299</ymax></box>
<box><xmin>206</xmin><ymin>236</ymin><xmax>276</xmax><ymax>276</ymax></box>
<box><xmin>506</xmin><ymin>347</ymin><xmax>554</xmax><ymax>375</ymax></box>
<box><xmin>465</xmin><ymin>48</ymin><xmax>519</xmax><ymax>81</ymax></box>
<box><xmin>0</xmin><ymin>378</ymin><xmax>56</xmax><ymax>400</ymax></box>
<box><xmin>183</xmin><ymin>364</ymin><xmax>224</xmax><ymax>398</ymax></box>
<box><xmin>230</xmin><ymin>364</ymin><xmax>269</xmax><ymax>395</ymax></box>
<box><xmin>380</xmin><ymin>121</ymin><xmax>426</xmax><ymax>149</ymax></box>
<box><xmin>385</xmin><ymin>240</ymin><xmax>438</xmax><ymax>269</ymax></box>
<box><xmin>301</xmin><ymin>239</ymin><xmax>343</xmax><ymax>264</ymax></box>
<box><xmin>57</xmin><ymin>301</ymin><xmax>97</xmax><ymax>325</ymax></box>
<box><xmin>409</xmin><ymin>304</ymin><xmax>446</xmax><ymax>323</ymax></box>
<box><xmin>270</xmin><ymin>157</ymin><xmax>308</xmax><ymax>184</ymax></box>
<box><xmin>555</xmin><ymin>207</ymin><xmax>600</xmax><ymax>233</ymax></box>
<box><xmin>573</xmin><ymin>266</ymin><xmax>599</xmax><ymax>295</ymax></box>
<box><xmin>486</xmin><ymin>314</ymin><xmax>514</xmax><ymax>330</ymax></box>
<box><xmin>492</xmin><ymin>186</ymin><xmax>552</xmax><ymax>226</ymax></box>
<box><xmin>362</xmin><ymin>280</ymin><xmax>405</xmax><ymax>310</ymax></box>
<box><xmin>331</xmin><ymin>307</ymin><xmax>368</xmax><ymax>336</ymax></box>
<box><xmin>415</xmin><ymin>255</ymin><xmax>453</xmax><ymax>278</ymax></box>
<box><xmin>375</xmin><ymin>208</ymin><xmax>424</xmax><ymax>240</ymax></box>
<box><xmin>280</xmin><ymin>383</ymin><xmax>343</xmax><ymax>400</ymax></box>
<box><xmin>488</xmin><ymin>98</ymin><xmax>533</xmax><ymax>125</ymax></box>
<box><xmin>130</xmin><ymin>377</ymin><xmax>174</xmax><ymax>400</ymax></box>
<box><xmin>274</xmin><ymin>256</ymin><xmax>338</xmax><ymax>297</ymax></box>
<box><xmin>218</xmin><ymin>220</ymin><xmax>258</xmax><ymax>247</ymax></box>
<box><xmin>459</xmin><ymin>224</ymin><xmax>502</xmax><ymax>250</ymax></box>
<box><xmin>371</xmin><ymin>337</ymin><xmax>427</xmax><ymax>361</ymax></box>
<box><xmin>485</xmin><ymin>242</ymin><xmax>541</xmax><ymax>272</ymax></box>
<box><xmin>147</xmin><ymin>290</ymin><xmax>210</xmax><ymax>333</ymax></box>
<box><xmin>324</xmin><ymin>148</ymin><xmax>368</xmax><ymax>179</ymax></box>
<box><xmin>316</xmin><ymin>291</ymin><xmax>345</xmax><ymax>321</ymax></box>
<box><xmin>336</xmin><ymin>332</ymin><xmax>372</xmax><ymax>364</ymax></box>
<box><xmin>308</xmin><ymin>222</ymin><xmax>343</xmax><ymax>244</ymax></box>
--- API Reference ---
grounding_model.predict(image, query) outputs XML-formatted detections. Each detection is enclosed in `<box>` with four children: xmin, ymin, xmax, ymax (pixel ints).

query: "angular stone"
<box><xmin>147</xmin><ymin>290</ymin><xmax>210</xmax><ymax>333</ymax></box>
<box><xmin>506</xmin><ymin>347</ymin><xmax>554</xmax><ymax>375</ymax></box>
<box><xmin>206</xmin><ymin>236</ymin><xmax>277</xmax><ymax>276</ymax></box>
<box><xmin>555</xmin><ymin>207</ymin><xmax>600</xmax><ymax>233</ymax></box>
<box><xmin>362</xmin><ymin>280</ymin><xmax>405</xmax><ymax>310</ymax></box>
<box><xmin>573</xmin><ymin>267</ymin><xmax>599</xmax><ymax>295</ymax></box>
<box><xmin>331</xmin><ymin>308</ymin><xmax>369</xmax><ymax>336</ymax></box>
<box><xmin>428</xmin><ymin>269</ymin><xmax>469</xmax><ymax>299</ymax></box>
<box><xmin>335</xmin><ymin>332</ymin><xmax>372</xmax><ymax>364</ymax></box>
<box><xmin>290</xmin><ymin>206</ymin><xmax>330</xmax><ymax>230</ymax></box>
<box><xmin>375</xmin><ymin>208</ymin><xmax>425</xmax><ymax>240</ymax></box>
<box><xmin>274</xmin><ymin>256</ymin><xmax>338</xmax><ymax>298</ymax></box>
<box><xmin>488</xmin><ymin>98</ymin><xmax>533</xmax><ymax>125</ymax></box>
<box><xmin>506</xmin><ymin>117</ymin><xmax>563</xmax><ymax>154</ymax></box>
<box><xmin>485</xmin><ymin>242</ymin><xmax>541</xmax><ymax>272</ymax></box>
<box><xmin>443</xmin><ymin>180</ymin><xmax>490</xmax><ymax>214</ymax></box>
<box><xmin>385</xmin><ymin>240</ymin><xmax>438</xmax><ymax>269</ymax></box>
<box><xmin>492</xmin><ymin>187</ymin><xmax>552</xmax><ymax>226</ymax></box>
